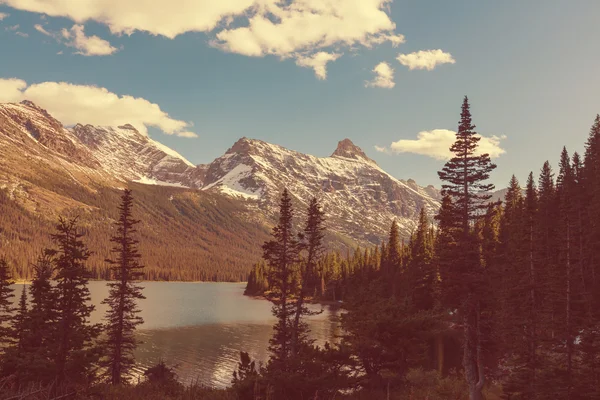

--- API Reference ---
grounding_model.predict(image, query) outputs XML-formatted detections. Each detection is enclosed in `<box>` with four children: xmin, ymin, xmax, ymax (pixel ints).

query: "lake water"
<box><xmin>9</xmin><ymin>282</ymin><xmax>340</xmax><ymax>388</ymax></box>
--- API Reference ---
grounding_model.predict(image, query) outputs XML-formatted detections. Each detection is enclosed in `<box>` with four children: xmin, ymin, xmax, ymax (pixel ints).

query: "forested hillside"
<box><xmin>243</xmin><ymin>101</ymin><xmax>600</xmax><ymax>399</ymax></box>
<box><xmin>0</xmin><ymin>182</ymin><xmax>270</xmax><ymax>281</ymax></box>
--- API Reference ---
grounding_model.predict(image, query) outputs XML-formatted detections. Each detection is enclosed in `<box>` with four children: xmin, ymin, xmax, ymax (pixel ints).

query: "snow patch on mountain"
<box><xmin>149</xmin><ymin>138</ymin><xmax>195</xmax><ymax>168</ymax></box>
<box><xmin>203</xmin><ymin>163</ymin><xmax>261</xmax><ymax>200</ymax></box>
<box><xmin>133</xmin><ymin>176</ymin><xmax>187</xmax><ymax>188</ymax></box>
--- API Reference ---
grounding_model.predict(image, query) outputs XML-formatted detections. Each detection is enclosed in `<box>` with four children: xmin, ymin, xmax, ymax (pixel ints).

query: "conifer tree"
<box><xmin>386</xmin><ymin>220</ymin><xmax>402</xmax><ymax>274</ymax></box>
<box><xmin>21</xmin><ymin>251</ymin><xmax>57</xmax><ymax>384</ymax></box>
<box><xmin>51</xmin><ymin>216</ymin><xmax>101</xmax><ymax>387</ymax></box>
<box><xmin>584</xmin><ymin>116</ymin><xmax>600</xmax><ymax>292</ymax></box>
<box><xmin>0</xmin><ymin>258</ymin><xmax>15</xmax><ymax>351</ymax></box>
<box><xmin>496</xmin><ymin>176</ymin><xmax>525</xmax><ymax>351</ymax></box>
<box><xmin>291</xmin><ymin>196</ymin><xmax>325</xmax><ymax>357</ymax></box>
<box><xmin>13</xmin><ymin>286</ymin><xmax>28</xmax><ymax>355</ymax></box>
<box><xmin>262</xmin><ymin>189</ymin><xmax>301</xmax><ymax>374</ymax></box>
<box><xmin>436</xmin><ymin>96</ymin><xmax>496</xmax><ymax>400</ymax></box>
<box><xmin>523</xmin><ymin>171</ymin><xmax>540</xmax><ymax>397</ymax></box>
<box><xmin>556</xmin><ymin>147</ymin><xmax>581</xmax><ymax>399</ymax></box>
<box><xmin>0</xmin><ymin>285</ymin><xmax>29</xmax><ymax>382</ymax></box>
<box><xmin>409</xmin><ymin>208</ymin><xmax>435</xmax><ymax>310</ymax></box>
<box><xmin>579</xmin><ymin>115</ymin><xmax>600</xmax><ymax>399</ymax></box>
<box><xmin>434</xmin><ymin>195</ymin><xmax>459</xmax><ymax>307</ymax></box>
<box><xmin>101</xmin><ymin>189</ymin><xmax>145</xmax><ymax>385</ymax></box>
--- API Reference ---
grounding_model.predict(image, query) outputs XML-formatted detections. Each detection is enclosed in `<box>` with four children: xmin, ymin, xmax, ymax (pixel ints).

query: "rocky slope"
<box><xmin>71</xmin><ymin>123</ymin><xmax>207</xmax><ymax>188</ymax></box>
<box><xmin>202</xmin><ymin>137</ymin><xmax>441</xmax><ymax>243</ymax></box>
<box><xmin>0</xmin><ymin>101</ymin><xmax>269</xmax><ymax>281</ymax></box>
<box><xmin>0</xmin><ymin>100</ymin><xmax>441</xmax><ymax>251</ymax></box>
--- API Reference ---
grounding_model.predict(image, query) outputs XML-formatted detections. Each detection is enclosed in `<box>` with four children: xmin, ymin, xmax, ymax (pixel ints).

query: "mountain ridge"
<box><xmin>0</xmin><ymin>99</ymin><xmax>441</xmax><ymax>251</ymax></box>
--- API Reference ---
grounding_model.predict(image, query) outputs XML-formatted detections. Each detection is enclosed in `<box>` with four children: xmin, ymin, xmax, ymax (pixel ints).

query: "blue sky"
<box><xmin>0</xmin><ymin>0</ymin><xmax>599</xmax><ymax>188</ymax></box>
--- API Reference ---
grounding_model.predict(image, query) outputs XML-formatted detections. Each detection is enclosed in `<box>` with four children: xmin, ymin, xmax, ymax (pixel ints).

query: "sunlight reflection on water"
<box><xmin>10</xmin><ymin>281</ymin><xmax>340</xmax><ymax>388</ymax></box>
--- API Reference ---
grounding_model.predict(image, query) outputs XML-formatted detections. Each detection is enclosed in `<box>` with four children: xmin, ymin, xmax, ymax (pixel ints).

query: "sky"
<box><xmin>0</xmin><ymin>0</ymin><xmax>599</xmax><ymax>188</ymax></box>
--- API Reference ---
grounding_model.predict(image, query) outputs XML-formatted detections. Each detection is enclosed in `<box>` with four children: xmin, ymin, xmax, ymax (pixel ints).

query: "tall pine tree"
<box><xmin>291</xmin><ymin>196</ymin><xmax>325</xmax><ymax>357</ymax></box>
<box><xmin>51</xmin><ymin>217</ymin><xmax>101</xmax><ymax>387</ymax></box>
<box><xmin>437</xmin><ymin>96</ymin><xmax>496</xmax><ymax>400</ymax></box>
<box><xmin>262</xmin><ymin>189</ymin><xmax>301</xmax><ymax>387</ymax></box>
<box><xmin>22</xmin><ymin>251</ymin><xmax>57</xmax><ymax>385</ymax></box>
<box><xmin>101</xmin><ymin>189</ymin><xmax>145</xmax><ymax>385</ymax></box>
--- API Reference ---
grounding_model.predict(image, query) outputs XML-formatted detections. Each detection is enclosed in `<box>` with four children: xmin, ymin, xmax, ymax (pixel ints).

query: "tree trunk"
<box><xmin>436</xmin><ymin>334</ymin><xmax>445</xmax><ymax>375</ymax></box>
<box><xmin>566</xmin><ymin>222</ymin><xmax>572</xmax><ymax>400</ymax></box>
<box><xmin>529</xmin><ymin>220</ymin><xmax>537</xmax><ymax>394</ymax></box>
<box><xmin>463</xmin><ymin>296</ymin><xmax>484</xmax><ymax>400</ymax></box>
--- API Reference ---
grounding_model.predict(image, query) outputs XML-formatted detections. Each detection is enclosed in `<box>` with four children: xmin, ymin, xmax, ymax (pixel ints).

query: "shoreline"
<box><xmin>12</xmin><ymin>280</ymin><xmax>249</xmax><ymax>285</ymax></box>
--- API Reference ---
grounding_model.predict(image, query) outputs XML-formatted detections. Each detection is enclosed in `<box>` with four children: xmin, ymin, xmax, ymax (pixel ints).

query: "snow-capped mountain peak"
<box><xmin>201</xmin><ymin>136</ymin><xmax>441</xmax><ymax>243</ymax></box>
<box><xmin>331</xmin><ymin>138</ymin><xmax>377</xmax><ymax>165</ymax></box>
<box><xmin>70</xmin><ymin>122</ymin><xmax>204</xmax><ymax>187</ymax></box>
<box><xmin>0</xmin><ymin>101</ymin><xmax>441</xmax><ymax>246</ymax></box>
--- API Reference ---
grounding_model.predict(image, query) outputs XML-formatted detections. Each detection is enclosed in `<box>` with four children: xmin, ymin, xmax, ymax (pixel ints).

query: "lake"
<box><xmin>9</xmin><ymin>282</ymin><xmax>340</xmax><ymax>388</ymax></box>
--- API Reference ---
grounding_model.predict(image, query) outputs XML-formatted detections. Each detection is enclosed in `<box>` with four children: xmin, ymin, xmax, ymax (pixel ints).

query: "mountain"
<box><xmin>202</xmin><ymin>137</ymin><xmax>440</xmax><ymax>243</ymax></box>
<box><xmin>71</xmin><ymin>123</ymin><xmax>207</xmax><ymax>188</ymax></box>
<box><xmin>0</xmin><ymin>101</ymin><xmax>269</xmax><ymax>281</ymax></box>
<box><xmin>0</xmin><ymin>100</ymin><xmax>440</xmax><ymax>279</ymax></box>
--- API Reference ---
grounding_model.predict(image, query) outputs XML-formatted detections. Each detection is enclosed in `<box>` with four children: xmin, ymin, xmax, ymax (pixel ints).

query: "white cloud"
<box><xmin>295</xmin><ymin>52</ymin><xmax>341</xmax><ymax>80</ymax></box>
<box><xmin>0</xmin><ymin>12</ymin><xmax>8</xmax><ymax>20</ymax></box>
<box><xmin>14</xmin><ymin>30</ymin><xmax>27</xmax><ymax>37</ymax></box>
<box><xmin>0</xmin><ymin>0</ymin><xmax>261</xmax><ymax>38</ymax></box>
<box><xmin>397</xmin><ymin>49</ymin><xmax>455</xmax><ymax>71</ymax></box>
<box><xmin>1</xmin><ymin>0</ymin><xmax>404</xmax><ymax>78</ymax></box>
<box><xmin>365</xmin><ymin>62</ymin><xmax>395</xmax><ymax>89</ymax></box>
<box><xmin>33</xmin><ymin>23</ymin><xmax>118</xmax><ymax>56</ymax></box>
<box><xmin>374</xmin><ymin>145</ymin><xmax>390</xmax><ymax>154</ymax></box>
<box><xmin>378</xmin><ymin>129</ymin><xmax>506</xmax><ymax>160</ymax></box>
<box><xmin>0</xmin><ymin>78</ymin><xmax>197</xmax><ymax>138</ymax></box>
<box><xmin>34</xmin><ymin>23</ymin><xmax>51</xmax><ymax>36</ymax></box>
<box><xmin>213</xmin><ymin>0</ymin><xmax>404</xmax><ymax>58</ymax></box>
<box><xmin>0</xmin><ymin>78</ymin><xmax>27</xmax><ymax>102</ymax></box>
<box><xmin>60</xmin><ymin>24</ymin><xmax>118</xmax><ymax>56</ymax></box>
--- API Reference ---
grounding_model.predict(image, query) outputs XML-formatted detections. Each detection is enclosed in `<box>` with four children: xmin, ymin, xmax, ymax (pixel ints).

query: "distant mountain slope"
<box><xmin>0</xmin><ymin>101</ymin><xmax>268</xmax><ymax>280</ymax></box>
<box><xmin>202</xmin><ymin>137</ymin><xmax>441</xmax><ymax>243</ymax></box>
<box><xmin>72</xmin><ymin>123</ymin><xmax>207</xmax><ymax>188</ymax></box>
<box><xmin>0</xmin><ymin>100</ymin><xmax>441</xmax><ymax>279</ymax></box>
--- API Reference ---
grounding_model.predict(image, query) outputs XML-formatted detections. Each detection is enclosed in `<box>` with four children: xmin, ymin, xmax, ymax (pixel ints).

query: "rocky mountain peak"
<box><xmin>331</xmin><ymin>138</ymin><xmax>377</xmax><ymax>165</ymax></box>
<box><xmin>226</xmin><ymin>136</ymin><xmax>272</xmax><ymax>157</ymax></box>
<box><xmin>20</xmin><ymin>100</ymin><xmax>41</xmax><ymax>109</ymax></box>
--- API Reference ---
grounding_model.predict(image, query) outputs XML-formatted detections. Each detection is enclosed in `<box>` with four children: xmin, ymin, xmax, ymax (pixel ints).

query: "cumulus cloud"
<box><xmin>0</xmin><ymin>0</ymin><xmax>259</xmax><ymax>38</ymax></box>
<box><xmin>397</xmin><ymin>49</ymin><xmax>455</xmax><ymax>71</ymax></box>
<box><xmin>0</xmin><ymin>78</ymin><xmax>27</xmax><ymax>102</ymax></box>
<box><xmin>60</xmin><ymin>24</ymin><xmax>118</xmax><ymax>56</ymax></box>
<box><xmin>0</xmin><ymin>12</ymin><xmax>8</xmax><ymax>20</ymax></box>
<box><xmin>295</xmin><ymin>52</ymin><xmax>341</xmax><ymax>80</ymax></box>
<box><xmin>1</xmin><ymin>0</ymin><xmax>404</xmax><ymax>78</ymax></box>
<box><xmin>213</xmin><ymin>0</ymin><xmax>405</xmax><ymax>58</ymax></box>
<box><xmin>377</xmin><ymin>129</ymin><xmax>506</xmax><ymax>160</ymax></box>
<box><xmin>365</xmin><ymin>62</ymin><xmax>395</xmax><ymax>89</ymax></box>
<box><xmin>0</xmin><ymin>78</ymin><xmax>197</xmax><ymax>138</ymax></box>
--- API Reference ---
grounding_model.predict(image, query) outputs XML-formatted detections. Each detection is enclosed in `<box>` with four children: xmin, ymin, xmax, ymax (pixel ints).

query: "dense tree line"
<box><xmin>242</xmin><ymin>98</ymin><xmax>600</xmax><ymax>399</ymax></box>
<box><xmin>0</xmin><ymin>183</ymin><xmax>270</xmax><ymax>282</ymax></box>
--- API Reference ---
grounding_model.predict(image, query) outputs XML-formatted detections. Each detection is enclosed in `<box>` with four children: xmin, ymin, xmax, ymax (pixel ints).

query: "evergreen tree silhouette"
<box><xmin>100</xmin><ymin>189</ymin><xmax>145</xmax><ymax>385</ymax></box>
